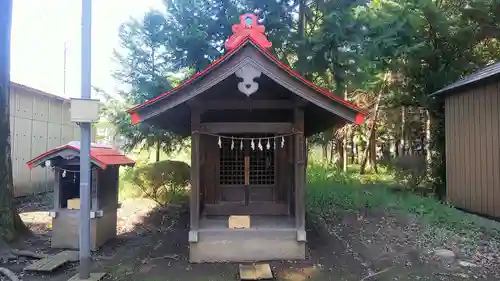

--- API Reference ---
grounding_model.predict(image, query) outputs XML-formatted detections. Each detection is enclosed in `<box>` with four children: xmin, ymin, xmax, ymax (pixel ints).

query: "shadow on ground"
<box><xmin>95</xmin><ymin>203</ymin><xmax>369</xmax><ymax>281</ymax></box>
<box><xmin>7</xmin><ymin>197</ymin><xmax>370</xmax><ymax>281</ymax></box>
<box><xmin>8</xmin><ymin>196</ymin><xmax>499</xmax><ymax>281</ymax></box>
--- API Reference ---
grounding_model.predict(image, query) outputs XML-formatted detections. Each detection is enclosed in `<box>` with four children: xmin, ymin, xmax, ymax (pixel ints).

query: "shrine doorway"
<box><xmin>201</xmin><ymin>131</ymin><xmax>293</xmax><ymax>216</ymax></box>
<box><xmin>219</xmin><ymin>134</ymin><xmax>276</xmax><ymax>205</ymax></box>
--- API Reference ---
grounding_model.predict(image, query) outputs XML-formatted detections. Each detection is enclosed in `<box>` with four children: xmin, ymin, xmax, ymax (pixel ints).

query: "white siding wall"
<box><xmin>9</xmin><ymin>83</ymin><xmax>94</xmax><ymax>197</ymax></box>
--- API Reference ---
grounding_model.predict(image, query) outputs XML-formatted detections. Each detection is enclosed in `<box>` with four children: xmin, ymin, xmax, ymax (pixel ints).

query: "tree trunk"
<box><xmin>425</xmin><ymin>109</ymin><xmax>432</xmax><ymax>175</ymax></box>
<box><xmin>155</xmin><ymin>141</ymin><xmax>161</xmax><ymax>162</ymax></box>
<box><xmin>398</xmin><ymin>107</ymin><xmax>406</xmax><ymax>156</ymax></box>
<box><xmin>342</xmin><ymin>91</ymin><xmax>348</xmax><ymax>172</ymax></box>
<box><xmin>335</xmin><ymin>138</ymin><xmax>344</xmax><ymax>170</ymax></box>
<box><xmin>356</xmin><ymin>139</ymin><xmax>362</xmax><ymax>164</ymax></box>
<box><xmin>152</xmin><ymin>47</ymin><xmax>162</xmax><ymax>164</ymax></box>
<box><xmin>360</xmin><ymin>143</ymin><xmax>370</xmax><ymax>174</ymax></box>
<box><xmin>330</xmin><ymin>140</ymin><xmax>335</xmax><ymax>164</ymax></box>
<box><xmin>360</xmin><ymin>91</ymin><xmax>382</xmax><ymax>174</ymax></box>
<box><xmin>0</xmin><ymin>0</ymin><xmax>26</xmax><ymax>242</ymax></box>
<box><xmin>322</xmin><ymin>143</ymin><xmax>328</xmax><ymax>163</ymax></box>
<box><xmin>395</xmin><ymin>138</ymin><xmax>400</xmax><ymax>157</ymax></box>
<box><xmin>406</xmin><ymin>131</ymin><xmax>412</xmax><ymax>156</ymax></box>
<box><xmin>369</xmin><ymin>132</ymin><xmax>378</xmax><ymax>173</ymax></box>
<box><xmin>297</xmin><ymin>0</ymin><xmax>306</xmax><ymax>73</ymax></box>
<box><xmin>342</xmin><ymin>134</ymin><xmax>348</xmax><ymax>171</ymax></box>
<box><xmin>350</xmin><ymin>131</ymin><xmax>355</xmax><ymax>165</ymax></box>
<box><xmin>390</xmin><ymin>133</ymin><xmax>396</xmax><ymax>158</ymax></box>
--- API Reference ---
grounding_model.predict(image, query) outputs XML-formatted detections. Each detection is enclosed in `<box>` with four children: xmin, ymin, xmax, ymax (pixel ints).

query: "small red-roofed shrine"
<box><xmin>127</xmin><ymin>13</ymin><xmax>365</xmax><ymax>263</ymax></box>
<box><xmin>26</xmin><ymin>142</ymin><xmax>135</xmax><ymax>250</ymax></box>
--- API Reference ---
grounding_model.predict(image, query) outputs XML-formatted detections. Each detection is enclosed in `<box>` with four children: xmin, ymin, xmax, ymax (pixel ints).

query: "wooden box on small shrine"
<box><xmin>27</xmin><ymin>141</ymin><xmax>135</xmax><ymax>251</ymax></box>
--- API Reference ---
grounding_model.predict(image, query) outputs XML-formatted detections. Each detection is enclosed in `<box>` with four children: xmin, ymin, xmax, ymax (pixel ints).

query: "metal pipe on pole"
<box><xmin>63</xmin><ymin>42</ymin><xmax>67</xmax><ymax>96</ymax></box>
<box><xmin>79</xmin><ymin>0</ymin><xmax>92</xmax><ymax>279</ymax></box>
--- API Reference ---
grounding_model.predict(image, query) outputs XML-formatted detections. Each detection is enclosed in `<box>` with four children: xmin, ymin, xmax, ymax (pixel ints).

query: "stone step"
<box><xmin>190</xmin><ymin>230</ymin><xmax>305</xmax><ymax>263</ymax></box>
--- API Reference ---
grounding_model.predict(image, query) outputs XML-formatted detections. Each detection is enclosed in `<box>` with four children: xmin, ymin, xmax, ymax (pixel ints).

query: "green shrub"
<box><xmin>306</xmin><ymin>163</ymin><xmax>500</xmax><ymax>237</ymax></box>
<box><xmin>390</xmin><ymin>155</ymin><xmax>427</xmax><ymax>190</ymax></box>
<box><xmin>307</xmin><ymin>160</ymin><xmax>393</xmax><ymax>185</ymax></box>
<box><xmin>119</xmin><ymin>166</ymin><xmax>143</xmax><ymax>200</ymax></box>
<box><xmin>131</xmin><ymin>160</ymin><xmax>191</xmax><ymax>205</ymax></box>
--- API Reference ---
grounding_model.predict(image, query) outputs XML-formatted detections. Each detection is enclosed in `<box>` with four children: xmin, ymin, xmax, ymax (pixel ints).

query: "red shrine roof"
<box><xmin>127</xmin><ymin>13</ymin><xmax>366</xmax><ymax>125</ymax></box>
<box><xmin>27</xmin><ymin>141</ymin><xmax>135</xmax><ymax>170</ymax></box>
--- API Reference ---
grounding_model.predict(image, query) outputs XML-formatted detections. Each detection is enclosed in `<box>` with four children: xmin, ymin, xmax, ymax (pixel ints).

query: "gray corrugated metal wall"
<box><xmin>445</xmin><ymin>79</ymin><xmax>500</xmax><ymax>217</ymax></box>
<box><xmin>9</xmin><ymin>83</ymin><xmax>95</xmax><ymax>197</ymax></box>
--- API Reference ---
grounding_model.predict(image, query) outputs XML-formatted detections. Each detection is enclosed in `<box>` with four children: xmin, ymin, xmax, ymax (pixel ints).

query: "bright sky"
<box><xmin>11</xmin><ymin>0</ymin><xmax>164</xmax><ymax>98</ymax></box>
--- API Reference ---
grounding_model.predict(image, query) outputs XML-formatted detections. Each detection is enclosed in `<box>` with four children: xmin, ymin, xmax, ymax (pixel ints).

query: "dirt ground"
<box><xmin>3</xmin><ymin>195</ymin><xmax>499</xmax><ymax>281</ymax></box>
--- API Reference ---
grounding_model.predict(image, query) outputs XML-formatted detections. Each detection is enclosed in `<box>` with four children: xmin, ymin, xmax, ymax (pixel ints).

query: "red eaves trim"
<box><xmin>130</xmin><ymin>112</ymin><xmax>140</xmax><ymax>125</ymax></box>
<box><xmin>126</xmin><ymin>38</ymin><xmax>249</xmax><ymax>114</ymax></box>
<box><xmin>26</xmin><ymin>145</ymin><xmax>107</xmax><ymax>169</ymax></box>
<box><xmin>355</xmin><ymin>113</ymin><xmax>364</xmax><ymax>125</ymax></box>
<box><xmin>127</xmin><ymin>36</ymin><xmax>367</xmax><ymax>118</ymax></box>
<box><xmin>27</xmin><ymin>145</ymin><xmax>71</xmax><ymax>168</ymax></box>
<box><xmin>256</xmin><ymin>44</ymin><xmax>368</xmax><ymax>115</ymax></box>
<box><xmin>27</xmin><ymin>145</ymin><xmax>107</xmax><ymax>169</ymax></box>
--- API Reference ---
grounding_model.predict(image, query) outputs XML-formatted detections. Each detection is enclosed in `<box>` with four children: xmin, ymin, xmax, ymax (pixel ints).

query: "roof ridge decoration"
<box><xmin>126</xmin><ymin>12</ymin><xmax>367</xmax><ymax>129</ymax></box>
<box><xmin>225</xmin><ymin>13</ymin><xmax>272</xmax><ymax>51</ymax></box>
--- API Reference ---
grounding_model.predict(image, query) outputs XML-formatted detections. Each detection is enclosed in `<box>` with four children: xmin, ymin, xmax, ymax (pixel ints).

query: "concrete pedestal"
<box><xmin>51</xmin><ymin>209</ymin><xmax>117</xmax><ymax>251</ymax></box>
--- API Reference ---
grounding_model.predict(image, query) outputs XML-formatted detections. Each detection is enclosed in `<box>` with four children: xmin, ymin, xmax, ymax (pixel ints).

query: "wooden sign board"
<box><xmin>229</xmin><ymin>215</ymin><xmax>250</xmax><ymax>229</ymax></box>
<box><xmin>67</xmin><ymin>198</ymin><xmax>80</xmax><ymax>210</ymax></box>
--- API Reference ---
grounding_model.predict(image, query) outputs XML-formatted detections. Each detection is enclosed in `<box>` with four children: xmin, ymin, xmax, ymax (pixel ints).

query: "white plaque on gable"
<box><xmin>235</xmin><ymin>65</ymin><xmax>262</xmax><ymax>96</ymax></box>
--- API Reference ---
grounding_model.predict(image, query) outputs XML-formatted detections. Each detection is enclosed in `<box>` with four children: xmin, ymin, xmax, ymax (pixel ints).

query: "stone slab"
<box><xmin>190</xmin><ymin>229</ymin><xmax>306</xmax><ymax>262</ymax></box>
<box><xmin>239</xmin><ymin>264</ymin><xmax>273</xmax><ymax>280</ymax></box>
<box><xmin>67</xmin><ymin>272</ymin><xmax>106</xmax><ymax>281</ymax></box>
<box><xmin>24</xmin><ymin>250</ymin><xmax>78</xmax><ymax>272</ymax></box>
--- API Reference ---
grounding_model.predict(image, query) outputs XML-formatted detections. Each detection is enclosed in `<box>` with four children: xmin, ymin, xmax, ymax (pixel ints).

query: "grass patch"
<box><xmin>306</xmin><ymin>161</ymin><xmax>500</xmax><ymax>238</ymax></box>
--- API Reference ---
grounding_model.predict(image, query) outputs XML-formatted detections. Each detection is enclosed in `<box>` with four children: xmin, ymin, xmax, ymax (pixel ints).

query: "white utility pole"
<box><xmin>79</xmin><ymin>0</ymin><xmax>92</xmax><ymax>279</ymax></box>
<box><xmin>63</xmin><ymin>42</ymin><xmax>67</xmax><ymax>96</ymax></box>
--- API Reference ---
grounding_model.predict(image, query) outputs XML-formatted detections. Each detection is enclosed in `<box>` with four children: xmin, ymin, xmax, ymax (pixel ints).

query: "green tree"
<box><xmin>109</xmin><ymin>11</ymin><xmax>186</xmax><ymax>161</ymax></box>
<box><xmin>113</xmin><ymin>0</ymin><xmax>500</xmax><ymax>198</ymax></box>
<box><xmin>358</xmin><ymin>0</ymin><xmax>500</xmax><ymax>193</ymax></box>
<box><xmin>162</xmin><ymin>0</ymin><xmax>241</xmax><ymax>71</ymax></box>
<box><xmin>162</xmin><ymin>0</ymin><xmax>304</xmax><ymax>70</ymax></box>
<box><xmin>109</xmin><ymin>0</ymin><xmax>307</xmax><ymax>159</ymax></box>
<box><xmin>301</xmin><ymin>0</ymin><xmax>367</xmax><ymax>169</ymax></box>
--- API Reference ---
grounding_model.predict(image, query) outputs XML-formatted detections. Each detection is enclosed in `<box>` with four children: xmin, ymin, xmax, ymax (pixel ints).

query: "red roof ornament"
<box><xmin>225</xmin><ymin>13</ymin><xmax>272</xmax><ymax>51</ymax></box>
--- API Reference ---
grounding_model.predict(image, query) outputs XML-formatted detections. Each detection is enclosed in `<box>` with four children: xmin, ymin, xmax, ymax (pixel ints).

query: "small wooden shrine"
<box><xmin>27</xmin><ymin>141</ymin><xmax>135</xmax><ymax>250</ymax></box>
<box><xmin>127</xmin><ymin>13</ymin><xmax>366</xmax><ymax>262</ymax></box>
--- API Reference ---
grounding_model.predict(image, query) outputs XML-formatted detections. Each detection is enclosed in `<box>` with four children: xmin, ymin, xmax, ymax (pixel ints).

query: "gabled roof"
<box><xmin>127</xmin><ymin>13</ymin><xmax>366</xmax><ymax>133</ymax></box>
<box><xmin>127</xmin><ymin>36</ymin><xmax>366</xmax><ymax>123</ymax></box>
<box><xmin>27</xmin><ymin>141</ymin><xmax>135</xmax><ymax>169</ymax></box>
<box><xmin>432</xmin><ymin>61</ymin><xmax>500</xmax><ymax>96</ymax></box>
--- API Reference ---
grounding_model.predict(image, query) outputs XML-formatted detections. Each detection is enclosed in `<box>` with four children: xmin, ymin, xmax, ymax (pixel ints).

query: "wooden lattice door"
<box><xmin>219</xmin><ymin>136</ymin><xmax>276</xmax><ymax>204</ymax></box>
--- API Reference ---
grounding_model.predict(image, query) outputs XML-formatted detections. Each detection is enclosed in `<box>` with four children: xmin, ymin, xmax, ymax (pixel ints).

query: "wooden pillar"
<box><xmin>91</xmin><ymin>169</ymin><xmax>98</xmax><ymax>211</ymax></box>
<box><xmin>294</xmin><ymin>107</ymin><xmax>306</xmax><ymax>242</ymax></box>
<box><xmin>53</xmin><ymin>169</ymin><xmax>61</xmax><ymax>211</ymax></box>
<box><xmin>189</xmin><ymin>106</ymin><xmax>201</xmax><ymax>243</ymax></box>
